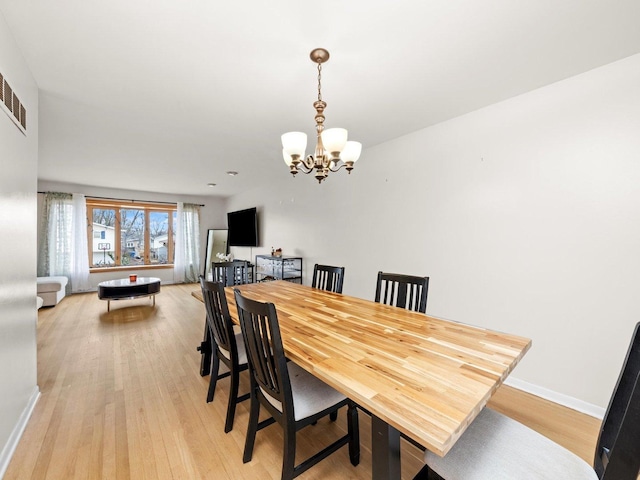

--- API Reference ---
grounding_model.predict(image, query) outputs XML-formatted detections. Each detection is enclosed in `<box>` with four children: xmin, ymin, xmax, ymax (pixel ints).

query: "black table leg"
<box><xmin>197</xmin><ymin>319</ymin><xmax>212</xmax><ymax>376</ymax></box>
<box><xmin>371</xmin><ymin>414</ymin><xmax>401</xmax><ymax>480</ymax></box>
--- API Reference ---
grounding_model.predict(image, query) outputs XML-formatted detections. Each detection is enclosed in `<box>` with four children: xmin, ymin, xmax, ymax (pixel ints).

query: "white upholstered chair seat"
<box><xmin>218</xmin><ymin>331</ymin><xmax>247</xmax><ymax>365</ymax></box>
<box><xmin>261</xmin><ymin>362</ymin><xmax>346</xmax><ymax>421</ymax></box>
<box><xmin>425</xmin><ymin>408</ymin><xmax>598</xmax><ymax>480</ymax></box>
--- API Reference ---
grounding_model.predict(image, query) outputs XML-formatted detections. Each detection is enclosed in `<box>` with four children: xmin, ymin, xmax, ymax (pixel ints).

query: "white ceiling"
<box><xmin>2</xmin><ymin>0</ymin><xmax>640</xmax><ymax>198</ymax></box>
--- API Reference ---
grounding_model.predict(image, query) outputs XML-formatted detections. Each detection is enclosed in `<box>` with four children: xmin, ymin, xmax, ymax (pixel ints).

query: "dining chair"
<box><xmin>414</xmin><ymin>322</ymin><xmax>640</xmax><ymax>480</ymax></box>
<box><xmin>212</xmin><ymin>260</ymin><xmax>250</xmax><ymax>286</ymax></box>
<box><xmin>199</xmin><ymin>277</ymin><xmax>249</xmax><ymax>433</ymax></box>
<box><xmin>375</xmin><ymin>271</ymin><xmax>429</xmax><ymax>313</ymax></box>
<box><xmin>234</xmin><ymin>288</ymin><xmax>360</xmax><ymax>480</ymax></box>
<box><xmin>311</xmin><ymin>264</ymin><xmax>345</xmax><ymax>293</ymax></box>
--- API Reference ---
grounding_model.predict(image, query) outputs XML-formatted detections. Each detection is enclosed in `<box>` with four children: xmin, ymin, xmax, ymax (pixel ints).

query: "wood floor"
<box><xmin>5</xmin><ymin>284</ymin><xmax>602</xmax><ymax>479</ymax></box>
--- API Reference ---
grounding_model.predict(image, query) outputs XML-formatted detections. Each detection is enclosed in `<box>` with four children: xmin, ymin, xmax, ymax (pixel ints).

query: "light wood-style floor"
<box><xmin>6</xmin><ymin>284</ymin><xmax>602</xmax><ymax>479</ymax></box>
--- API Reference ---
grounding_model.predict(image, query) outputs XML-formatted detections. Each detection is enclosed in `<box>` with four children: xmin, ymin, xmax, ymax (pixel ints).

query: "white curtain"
<box><xmin>37</xmin><ymin>192</ymin><xmax>91</xmax><ymax>293</ymax></box>
<box><xmin>174</xmin><ymin>202</ymin><xmax>201</xmax><ymax>283</ymax></box>
<box><xmin>38</xmin><ymin>193</ymin><xmax>72</xmax><ymax>287</ymax></box>
<box><xmin>71</xmin><ymin>194</ymin><xmax>91</xmax><ymax>291</ymax></box>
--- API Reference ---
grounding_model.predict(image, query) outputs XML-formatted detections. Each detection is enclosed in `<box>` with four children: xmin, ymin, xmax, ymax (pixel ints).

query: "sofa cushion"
<box><xmin>37</xmin><ymin>276</ymin><xmax>69</xmax><ymax>293</ymax></box>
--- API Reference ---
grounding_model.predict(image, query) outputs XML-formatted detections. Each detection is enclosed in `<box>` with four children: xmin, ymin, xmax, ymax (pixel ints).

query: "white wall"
<box><xmin>0</xmin><ymin>13</ymin><xmax>39</xmax><ymax>477</ymax></box>
<box><xmin>227</xmin><ymin>53</ymin><xmax>640</xmax><ymax>411</ymax></box>
<box><xmin>37</xmin><ymin>181</ymin><xmax>228</xmax><ymax>288</ymax></box>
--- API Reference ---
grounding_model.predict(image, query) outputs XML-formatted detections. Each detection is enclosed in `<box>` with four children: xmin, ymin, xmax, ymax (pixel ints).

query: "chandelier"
<box><xmin>281</xmin><ymin>48</ymin><xmax>362</xmax><ymax>183</ymax></box>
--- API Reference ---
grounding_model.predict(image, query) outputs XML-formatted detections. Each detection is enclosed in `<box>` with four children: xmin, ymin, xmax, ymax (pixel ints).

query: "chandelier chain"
<box><xmin>317</xmin><ymin>63</ymin><xmax>322</xmax><ymax>102</ymax></box>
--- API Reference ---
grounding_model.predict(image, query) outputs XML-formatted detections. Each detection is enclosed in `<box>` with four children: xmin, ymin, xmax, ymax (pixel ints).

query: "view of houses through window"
<box><xmin>87</xmin><ymin>199</ymin><xmax>177</xmax><ymax>269</ymax></box>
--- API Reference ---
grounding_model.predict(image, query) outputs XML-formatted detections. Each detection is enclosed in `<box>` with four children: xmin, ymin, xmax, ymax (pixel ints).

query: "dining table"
<box><xmin>193</xmin><ymin>280</ymin><xmax>532</xmax><ymax>480</ymax></box>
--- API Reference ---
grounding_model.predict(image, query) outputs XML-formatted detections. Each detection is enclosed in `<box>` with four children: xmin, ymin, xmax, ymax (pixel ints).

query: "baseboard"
<box><xmin>505</xmin><ymin>377</ymin><xmax>605</xmax><ymax>419</ymax></box>
<box><xmin>0</xmin><ymin>386</ymin><xmax>40</xmax><ymax>479</ymax></box>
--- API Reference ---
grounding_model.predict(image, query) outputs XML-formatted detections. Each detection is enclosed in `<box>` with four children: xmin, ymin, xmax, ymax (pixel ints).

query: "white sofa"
<box><xmin>37</xmin><ymin>276</ymin><xmax>68</xmax><ymax>307</ymax></box>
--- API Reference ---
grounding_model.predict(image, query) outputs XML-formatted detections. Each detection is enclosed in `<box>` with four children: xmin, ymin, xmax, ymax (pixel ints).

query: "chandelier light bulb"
<box><xmin>281</xmin><ymin>131</ymin><xmax>307</xmax><ymax>157</ymax></box>
<box><xmin>321</xmin><ymin>128</ymin><xmax>348</xmax><ymax>155</ymax></box>
<box><xmin>341</xmin><ymin>141</ymin><xmax>362</xmax><ymax>163</ymax></box>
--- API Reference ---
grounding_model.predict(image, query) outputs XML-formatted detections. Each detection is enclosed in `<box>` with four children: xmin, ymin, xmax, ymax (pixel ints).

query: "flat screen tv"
<box><xmin>227</xmin><ymin>207</ymin><xmax>259</xmax><ymax>247</ymax></box>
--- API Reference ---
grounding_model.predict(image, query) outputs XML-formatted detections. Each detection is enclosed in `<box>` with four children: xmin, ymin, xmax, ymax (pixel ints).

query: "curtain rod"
<box><xmin>37</xmin><ymin>192</ymin><xmax>205</xmax><ymax>207</ymax></box>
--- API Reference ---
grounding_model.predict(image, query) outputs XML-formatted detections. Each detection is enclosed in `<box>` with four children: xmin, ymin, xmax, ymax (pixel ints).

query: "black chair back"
<box><xmin>212</xmin><ymin>260</ymin><xmax>250</xmax><ymax>286</ymax></box>
<box><xmin>597</xmin><ymin>322</ymin><xmax>640</xmax><ymax>480</ymax></box>
<box><xmin>312</xmin><ymin>264</ymin><xmax>345</xmax><ymax>293</ymax></box>
<box><xmin>199</xmin><ymin>276</ymin><xmax>249</xmax><ymax>432</ymax></box>
<box><xmin>199</xmin><ymin>276</ymin><xmax>236</xmax><ymax>358</ymax></box>
<box><xmin>234</xmin><ymin>288</ymin><xmax>360</xmax><ymax>478</ymax></box>
<box><xmin>374</xmin><ymin>271</ymin><xmax>429</xmax><ymax>313</ymax></box>
<box><xmin>234</xmin><ymin>289</ymin><xmax>293</xmax><ymax>420</ymax></box>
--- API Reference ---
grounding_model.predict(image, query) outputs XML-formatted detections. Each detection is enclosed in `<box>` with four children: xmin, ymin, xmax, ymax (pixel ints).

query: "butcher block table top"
<box><xmin>194</xmin><ymin>280</ymin><xmax>531</xmax><ymax>460</ymax></box>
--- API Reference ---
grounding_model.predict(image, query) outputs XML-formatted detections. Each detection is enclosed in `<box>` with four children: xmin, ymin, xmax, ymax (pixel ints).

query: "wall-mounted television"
<box><xmin>227</xmin><ymin>207</ymin><xmax>259</xmax><ymax>247</ymax></box>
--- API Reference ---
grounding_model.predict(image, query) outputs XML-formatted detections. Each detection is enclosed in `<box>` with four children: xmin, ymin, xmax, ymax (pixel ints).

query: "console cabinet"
<box><xmin>255</xmin><ymin>255</ymin><xmax>302</xmax><ymax>283</ymax></box>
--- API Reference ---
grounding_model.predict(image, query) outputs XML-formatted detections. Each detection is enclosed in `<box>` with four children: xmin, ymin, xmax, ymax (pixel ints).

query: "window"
<box><xmin>86</xmin><ymin>198</ymin><xmax>177</xmax><ymax>269</ymax></box>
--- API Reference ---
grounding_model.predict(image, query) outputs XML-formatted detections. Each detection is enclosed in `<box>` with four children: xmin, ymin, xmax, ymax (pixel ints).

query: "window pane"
<box><xmin>149</xmin><ymin>211</ymin><xmax>169</xmax><ymax>265</ymax></box>
<box><xmin>91</xmin><ymin>208</ymin><xmax>116</xmax><ymax>267</ymax></box>
<box><xmin>121</xmin><ymin>209</ymin><xmax>145</xmax><ymax>266</ymax></box>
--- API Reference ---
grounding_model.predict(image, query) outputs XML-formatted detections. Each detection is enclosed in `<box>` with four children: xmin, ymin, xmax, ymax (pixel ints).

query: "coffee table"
<box><xmin>97</xmin><ymin>277</ymin><xmax>161</xmax><ymax>311</ymax></box>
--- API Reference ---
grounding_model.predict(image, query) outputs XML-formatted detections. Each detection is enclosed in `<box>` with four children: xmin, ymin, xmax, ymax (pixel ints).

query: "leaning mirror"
<box><xmin>203</xmin><ymin>229</ymin><xmax>229</xmax><ymax>280</ymax></box>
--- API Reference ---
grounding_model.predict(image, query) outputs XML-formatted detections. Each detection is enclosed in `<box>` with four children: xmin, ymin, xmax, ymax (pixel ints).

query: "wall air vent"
<box><xmin>12</xmin><ymin>94</ymin><xmax>20</xmax><ymax>120</ymax></box>
<box><xmin>3</xmin><ymin>81</ymin><xmax>11</xmax><ymax>110</ymax></box>
<box><xmin>0</xmin><ymin>71</ymin><xmax>27</xmax><ymax>135</ymax></box>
